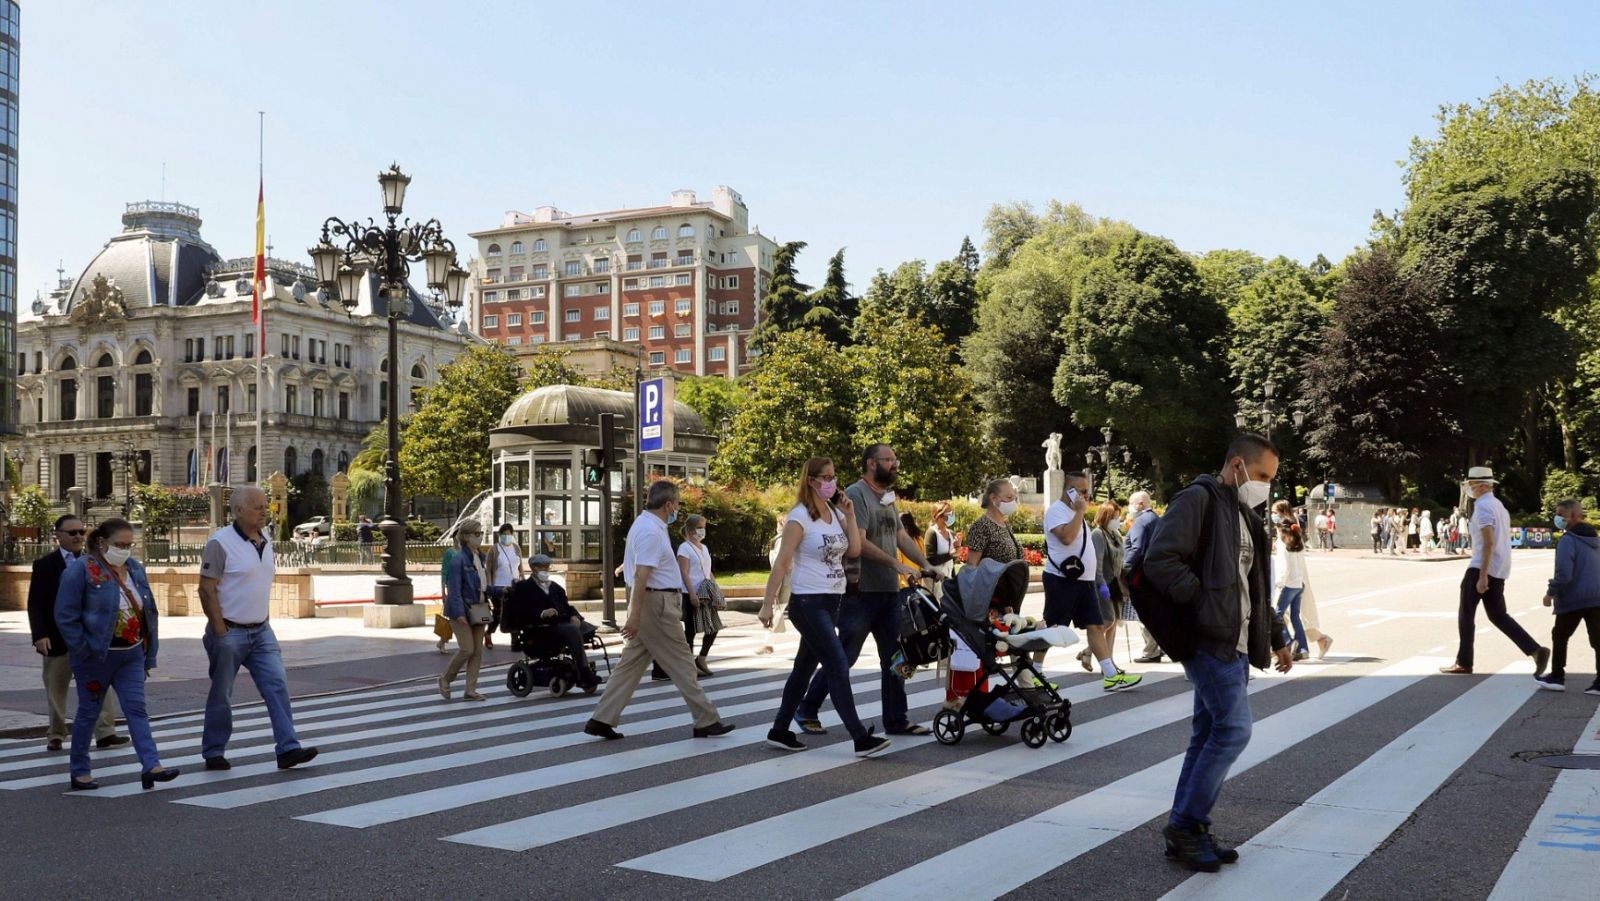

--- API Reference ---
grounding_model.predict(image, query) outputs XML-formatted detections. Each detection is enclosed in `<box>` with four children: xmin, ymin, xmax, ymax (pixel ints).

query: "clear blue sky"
<box><xmin>18</xmin><ymin>1</ymin><xmax>1600</xmax><ymax>301</ymax></box>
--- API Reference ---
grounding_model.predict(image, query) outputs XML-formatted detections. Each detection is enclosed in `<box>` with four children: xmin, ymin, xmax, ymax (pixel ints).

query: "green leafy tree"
<box><xmin>677</xmin><ymin>375</ymin><xmax>746</xmax><ymax>433</ymax></box>
<box><xmin>801</xmin><ymin>248</ymin><xmax>858</xmax><ymax>347</ymax></box>
<box><xmin>13</xmin><ymin>484</ymin><xmax>51</xmax><ymax>532</ymax></box>
<box><xmin>521</xmin><ymin>346</ymin><xmax>588</xmax><ymax>389</ymax></box>
<box><xmin>130</xmin><ymin>482</ymin><xmax>177</xmax><ymax>538</ymax></box>
<box><xmin>398</xmin><ymin>344</ymin><xmax>528</xmax><ymax>505</ymax></box>
<box><xmin>859</xmin><ymin>260</ymin><xmax>931</xmax><ymax>325</ymax></box>
<box><xmin>1541</xmin><ymin>467</ymin><xmax>1588</xmax><ymax>514</ymax></box>
<box><xmin>4</xmin><ymin>454</ymin><xmax>19</xmax><ymax>491</ymax></box>
<box><xmin>351</xmin><ymin>422</ymin><xmax>393</xmax><ymax>475</ymax></box>
<box><xmin>288</xmin><ymin>471</ymin><xmax>332</xmax><ymax>526</ymax></box>
<box><xmin>1299</xmin><ymin>248</ymin><xmax>1457</xmax><ymax>500</ymax></box>
<box><xmin>713</xmin><ymin>329</ymin><xmax>855</xmax><ymax>487</ymax></box>
<box><xmin>981</xmin><ymin>201</ymin><xmax>1041</xmax><ymax>271</ymax></box>
<box><xmin>924</xmin><ymin>237</ymin><xmax>982</xmax><ymax>348</ymax></box>
<box><xmin>1195</xmin><ymin>249</ymin><xmax>1266</xmax><ymax>311</ymax></box>
<box><xmin>1054</xmin><ymin>231</ymin><xmax>1232</xmax><ymax>490</ymax></box>
<box><xmin>850</xmin><ymin>308</ymin><xmax>998</xmax><ymax>497</ymax></box>
<box><xmin>1227</xmin><ymin>257</ymin><xmax>1330</xmax><ymax>472</ymax></box>
<box><xmin>346</xmin><ymin>468</ymin><xmax>383</xmax><ymax>518</ymax></box>
<box><xmin>750</xmin><ymin>241</ymin><xmax>813</xmax><ymax>356</ymax></box>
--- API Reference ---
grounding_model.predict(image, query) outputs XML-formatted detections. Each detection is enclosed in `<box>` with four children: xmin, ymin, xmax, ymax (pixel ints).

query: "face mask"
<box><xmin>500</xmin><ymin>534</ymin><xmax>514</xmax><ymax>546</ymax></box>
<box><xmin>666</xmin><ymin>510</ymin><xmax>678</xmax><ymax>525</ymax></box>
<box><xmin>691</xmin><ymin>529</ymin><xmax>707</xmax><ymax>541</ymax></box>
<box><xmin>534</xmin><ymin>571</ymin><xmax>551</xmax><ymax>584</ymax></box>
<box><xmin>1554</xmin><ymin>515</ymin><xmax>1567</xmax><ymax>531</ymax></box>
<box><xmin>944</xmin><ymin>513</ymin><xmax>956</xmax><ymax>527</ymax></box>
<box><xmin>103</xmin><ymin>546</ymin><xmax>132</xmax><ymax>567</ymax></box>
<box><xmin>815</xmin><ymin>478</ymin><xmax>837</xmax><ymax>500</ymax></box>
<box><xmin>997</xmin><ymin>499</ymin><xmax>1019</xmax><ymax>517</ymax></box>
<box><xmin>879</xmin><ymin>491</ymin><xmax>897</xmax><ymax>506</ymax></box>
<box><xmin>1233</xmin><ymin>460</ymin><xmax>1271</xmax><ymax>509</ymax></box>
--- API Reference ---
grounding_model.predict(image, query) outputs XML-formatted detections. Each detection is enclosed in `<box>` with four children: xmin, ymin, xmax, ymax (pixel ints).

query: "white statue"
<box><xmin>1042</xmin><ymin>432</ymin><xmax>1063</xmax><ymax>473</ymax></box>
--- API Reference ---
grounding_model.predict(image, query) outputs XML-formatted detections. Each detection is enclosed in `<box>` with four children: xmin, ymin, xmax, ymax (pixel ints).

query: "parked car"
<box><xmin>294</xmin><ymin>516</ymin><xmax>332</xmax><ymax>539</ymax></box>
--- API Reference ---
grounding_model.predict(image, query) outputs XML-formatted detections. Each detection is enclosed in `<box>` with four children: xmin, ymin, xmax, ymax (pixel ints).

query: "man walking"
<box><xmin>1441</xmin><ymin>467</ymin><xmax>1549</xmax><ymax>675</ymax></box>
<box><xmin>28</xmin><ymin>515</ymin><xmax>124</xmax><ymax>752</ymax></box>
<box><xmin>584</xmin><ymin>480</ymin><xmax>733</xmax><ymax>740</ymax></box>
<box><xmin>1045</xmin><ymin>471</ymin><xmax>1141</xmax><ymax>690</ymax></box>
<box><xmin>1313</xmin><ymin>509</ymin><xmax>1329</xmax><ymax>551</ymax></box>
<box><xmin>1538</xmin><ymin>499</ymin><xmax>1600</xmax><ymax>694</ymax></box>
<box><xmin>1126</xmin><ymin>491</ymin><xmax>1165</xmax><ymax>664</ymax></box>
<box><xmin>357</xmin><ymin>515</ymin><xmax>375</xmax><ymax>564</ymax></box>
<box><xmin>1142</xmin><ymin>434</ymin><xmax>1292</xmax><ymax>872</ymax></box>
<box><xmin>793</xmin><ymin>445</ymin><xmax>933</xmax><ymax>737</ymax></box>
<box><xmin>197</xmin><ymin>487</ymin><xmax>318</xmax><ymax>770</ymax></box>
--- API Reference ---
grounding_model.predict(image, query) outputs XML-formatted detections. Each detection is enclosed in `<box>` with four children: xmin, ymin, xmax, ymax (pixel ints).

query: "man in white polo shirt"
<box><xmin>584</xmin><ymin>479</ymin><xmax>732</xmax><ymax>740</ymax></box>
<box><xmin>1441</xmin><ymin>467</ymin><xmax>1550</xmax><ymax>675</ymax></box>
<box><xmin>197</xmin><ymin>486</ymin><xmax>318</xmax><ymax>770</ymax></box>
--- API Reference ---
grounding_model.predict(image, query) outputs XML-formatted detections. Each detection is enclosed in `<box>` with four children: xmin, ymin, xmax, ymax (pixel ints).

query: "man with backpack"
<box><xmin>1136</xmin><ymin>434</ymin><xmax>1292</xmax><ymax>873</ymax></box>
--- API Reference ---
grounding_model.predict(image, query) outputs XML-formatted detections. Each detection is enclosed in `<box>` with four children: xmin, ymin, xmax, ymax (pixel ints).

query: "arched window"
<box><xmin>380</xmin><ymin>357</ymin><xmax>389</xmax><ymax>374</ymax></box>
<box><xmin>337</xmin><ymin>450</ymin><xmax>350</xmax><ymax>473</ymax></box>
<box><xmin>626</xmin><ymin>228</ymin><xmax>641</xmax><ymax>243</ymax></box>
<box><xmin>59</xmin><ymin>355</ymin><xmax>76</xmax><ymax>370</ymax></box>
<box><xmin>95</xmin><ymin>352</ymin><xmax>113</xmax><ymax>368</ymax></box>
<box><xmin>134</xmin><ymin>373</ymin><xmax>153</xmax><ymax>416</ymax></box>
<box><xmin>134</xmin><ymin>349</ymin><xmax>152</xmax><ymax>365</ymax></box>
<box><xmin>487</xmin><ymin>243</ymin><xmax>502</xmax><ymax>256</ymax></box>
<box><xmin>311</xmin><ymin>448</ymin><xmax>325</xmax><ymax>477</ymax></box>
<box><xmin>59</xmin><ymin>377</ymin><xmax>77</xmax><ymax>421</ymax></box>
<box><xmin>284</xmin><ymin>446</ymin><xmax>297</xmax><ymax>477</ymax></box>
<box><xmin>509</xmin><ymin>241</ymin><xmax>524</xmax><ymax>254</ymax></box>
<box><xmin>410</xmin><ymin>362</ymin><xmax>425</xmax><ymax>379</ymax></box>
<box><xmin>247</xmin><ymin>446</ymin><xmax>258</xmax><ymax>482</ymax></box>
<box><xmin>652</xmin><ymin>226</ymin><xmax>667</xmax><ymax>240</ymax></box>
<box><xmin>677</xmin><ymin>224</ymin><xmax>694</xmax><ymax>238</ymax></box>
<box><xmin>96</xmin><ymin>375</ymin><xmax>114</xmax><ymax>418</ymax></box>
<box><xmin>533</xmin><ymin>238</ymin><xmax>547</xmax><ymax>251</ymax></box>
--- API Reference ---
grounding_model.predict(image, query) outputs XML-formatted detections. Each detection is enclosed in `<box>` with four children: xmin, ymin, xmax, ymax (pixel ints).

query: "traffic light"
<box><xmin>583</xmin><ymin>448</ymin><xmax>605</xmax><ymax>488</ymax></box>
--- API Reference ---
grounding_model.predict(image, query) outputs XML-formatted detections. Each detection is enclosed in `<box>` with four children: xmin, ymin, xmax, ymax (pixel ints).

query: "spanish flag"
<box><xmin>252</xmin><ymin>179</ymin><xmax>265</xmax><ymax>331</ymax></box>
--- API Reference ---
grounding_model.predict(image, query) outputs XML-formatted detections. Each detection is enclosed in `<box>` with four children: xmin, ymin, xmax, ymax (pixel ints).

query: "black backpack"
<box><xmin>1125</xmin><ymin>489</ymin><xmax>1210</xmax><ymax>662</ymax></box>
<box><xmin>896</xmin><ymin>587</ymin><xmax>952</xmax><ymax>670</ymax></box>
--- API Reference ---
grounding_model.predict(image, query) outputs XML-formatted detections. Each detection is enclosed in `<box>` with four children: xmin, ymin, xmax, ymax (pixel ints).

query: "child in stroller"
<box><xmin>501</xmin><ymin>554</ymin><xmax>611</xmax><ymax>697</ymax></box>
<box><xmin>925</xmin><ymin>559</ymin><xmax>1076</xmax><ymax>748</ymax></box>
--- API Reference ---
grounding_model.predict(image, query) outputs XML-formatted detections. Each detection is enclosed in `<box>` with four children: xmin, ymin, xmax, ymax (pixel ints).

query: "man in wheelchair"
<box><xmin>502</xmin><ymin>554</ymin><xmax>599</xmax><ymax>689</ymax></box>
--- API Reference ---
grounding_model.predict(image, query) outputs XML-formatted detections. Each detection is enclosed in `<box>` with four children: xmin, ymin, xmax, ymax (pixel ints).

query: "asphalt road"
<box><xmin>0</xmin><ymin>550</ymin><xmax>1595</xmax><ymax>901</ymax></box>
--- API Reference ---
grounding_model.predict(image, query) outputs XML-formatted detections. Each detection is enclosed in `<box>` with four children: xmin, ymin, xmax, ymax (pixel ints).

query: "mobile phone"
<box><xmin>1066</xmin><ymin>488</ymin><xmax>1079</xmax><ymax>506</ymax></box>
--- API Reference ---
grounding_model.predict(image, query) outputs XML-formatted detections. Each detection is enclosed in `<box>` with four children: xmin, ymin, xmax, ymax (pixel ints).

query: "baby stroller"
<box><xmin>505</xmin><ymin>622</ymin><xmax>613</xmax><ymax>698</ymax></box>
<box><xmin>927</xmin><ymin>559</ymin><xmax>1076</xmax><ymax>749</ymax></box>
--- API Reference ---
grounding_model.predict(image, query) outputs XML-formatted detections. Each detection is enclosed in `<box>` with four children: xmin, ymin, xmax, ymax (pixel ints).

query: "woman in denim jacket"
<box><xmin>54</xmin><ymin>517</ymin><xmax>179</xmax><ymax>791</ymax></box>
<box><xmin>439</xmin><ymin>522</ymin><xmax>488</xmax><ymax>701</ymax></box>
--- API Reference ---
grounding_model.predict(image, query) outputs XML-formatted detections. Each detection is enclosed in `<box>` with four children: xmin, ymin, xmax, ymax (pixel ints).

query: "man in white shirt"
<box><xmin>1313</xmin><ymin>510</ymin><xmax>1329</xmax><ymax>551</ymax></box>
<box><xmin>585</xmin><ymin>480</ymin><xmax>733</xmax><ymax>740</ymax></box>
<box><xmin>197</xmin><ymin>487</ymin><xmax>318</xmax><ymax>771</ymax></box>
<box><xmin>1044</xmin><ymin>472</ymin><xmax>1141</xmax><ymax>691</ymax></box>
<box><xmin>1440</xmin><ymin>467</ymin><xmax>1549</xmax><ymax>675</ymax></box>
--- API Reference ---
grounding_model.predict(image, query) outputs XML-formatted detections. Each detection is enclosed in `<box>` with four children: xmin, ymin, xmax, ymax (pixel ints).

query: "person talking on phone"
<box><xmin>1044</xmin><ymin>472</ymin><xmax>1142</xmax><ymax>691</ymax></box>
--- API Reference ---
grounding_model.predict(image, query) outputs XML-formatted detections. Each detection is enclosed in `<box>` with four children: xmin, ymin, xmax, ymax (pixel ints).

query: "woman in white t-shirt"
<box><xmin>760</xmin><ymin>456</ymin><xmax>890</xmax><ymax>758</ymax></box>
<box><xmin>487</xmin><ymin>523</ymin><xmax>527</xmax><ymax>651</ymax></box>
<box><xmin>677</xmin><ymin>514</ymin><xmax>723</xmax><ymax>677</ymax></box>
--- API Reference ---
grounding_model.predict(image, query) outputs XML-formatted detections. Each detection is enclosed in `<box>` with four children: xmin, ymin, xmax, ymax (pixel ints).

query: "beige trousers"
<box><xmin>43</xmin><ymin>654</ymin><xmax>119</xmax><ymax>742</ymax></box>
<box><xmin>593</xmin><ymin>589</ymin><xmax>720</xmax><ymax>729</ymax></box>
<box><xmin>443</xmin><ymin>620</ymin><xmax>486</xmax><ymax>693</ymax></box>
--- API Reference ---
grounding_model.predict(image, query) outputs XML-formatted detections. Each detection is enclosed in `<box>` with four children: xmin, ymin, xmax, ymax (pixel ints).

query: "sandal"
<box><xmin>893</xmin><ymin>724</ymin><xmax>932</xmax><ymax>736</ymax></box>
<box><xmin>462</xmin><ymin>692</ymin><xmax>487</xmax><ymax>702</ymax></box>
<box><xmin>794</xmin><ymin>718</ymin><xmax>827</xmax><ymax>735</ymax></box>
<box><xmin>438</xmin><ymin>675</ymin><xmax>451</xmax><ymax>700</ymax></box>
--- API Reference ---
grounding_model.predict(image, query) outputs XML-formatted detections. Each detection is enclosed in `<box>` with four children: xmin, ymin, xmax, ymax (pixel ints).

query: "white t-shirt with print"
<box><xmin>1043</xmin><ymin>499</ymin><xmax>1096</xmax><ymax>582</ymax></box>
<box><xmin>786</xmin><ymin>504</ymin><xmax>849</xmax><ymax>595</ymax></box>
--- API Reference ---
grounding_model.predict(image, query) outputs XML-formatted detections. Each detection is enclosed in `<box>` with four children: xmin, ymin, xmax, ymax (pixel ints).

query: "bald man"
<box><xmin>196</xmin><ymin>487</ymin><xmax>318</xmax><ymax>771</ymax></box>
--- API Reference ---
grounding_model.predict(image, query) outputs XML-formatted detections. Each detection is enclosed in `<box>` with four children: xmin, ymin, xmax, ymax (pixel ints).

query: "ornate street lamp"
<box><xmin>308</xmin><ymin>164</ymin><xmax>467</xmax><ymax>606</ymax></box>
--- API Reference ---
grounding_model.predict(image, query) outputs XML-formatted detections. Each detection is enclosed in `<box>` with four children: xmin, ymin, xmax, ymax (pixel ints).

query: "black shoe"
<box><xmin>1536</xmin><ymin>673</ymin><xmax>1566</xmax><ymax>692</ymax></box>
<box><xmin>140</xmin><ymin>767</ymin><xmax>180</xmax><ymax>790</ymax></box>
<box><xmin>46</xmin><ymin>738</ymin><xmax>62</xmax><ymax>752</ymax></box>
<box><xmin>693</xmin><ymin>721</ymin><xmax>736</xmax><ymax>738</ymax></box>
<box><xmin>68</xmin><ymin>776</ymin><xmax>99</xmax><ymax>791</ymax></box>
<box><xmin>766</xmin><ymin>728</ymin><xmax>806</xmax><ymax>751</ymax></box>
<box><xmin>854</xmin><ymin>728</ymin><xmax>892</xmax><ymax>758</ymax></box>
<box><xmin>1199</xmin><ymin>825</ymin><xmax>1239</xmax><ymax>864</ymax></box>
<box><xmin>203</xmin><ymin>756</ymin><xmax>231</xmax><ymax>771</ymax></box>
<box><xmin>276</xmin><ymin>747</ymin><xmax>319</xmax><ymax>770</ymax></box>
<box><xmin>651</xmin><ymin>670</ymin><xmax>671</xmax><ymax>681</ymax></box>
<box><xmin>95</xmin><ymin>734</ymin><xmax>130</xmax><ymax>749</ymax></box>
<box><xmin>1533</xmin><ymin>646</ymin><xmax>1551</xmax><ymax>678</ymax></box>
<box><xmin>1586</xmin><ymin>680</ymin><xmax>1600</xmax><ymax>697</ymax></box>
<box><xmin>584</xmin><ymin>719</ymin><xmax>624</xmax><ymax>740</ymax></box>
<box><xmin>1134</xmin><ymin>655</ymin><xmax>1163</xmax><ymax>664</ymax></box>
<box><xmin>1163</xmin><ymin>824</ymin><xmax>1222</xmax><ymax>873</ymax></box>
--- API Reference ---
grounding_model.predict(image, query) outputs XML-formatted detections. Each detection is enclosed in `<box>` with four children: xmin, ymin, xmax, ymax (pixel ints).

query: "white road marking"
<box><xmin>1488</xmin><ymin>702</ymin><xmax>1600</xmax><ymax>901</ymax></box>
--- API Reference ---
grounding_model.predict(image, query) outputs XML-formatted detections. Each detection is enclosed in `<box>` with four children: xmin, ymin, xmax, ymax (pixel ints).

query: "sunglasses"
<box><xmin>60</xmin><ymin>529</ymin><xmax>86</xmax><ymax>537</ymax></box>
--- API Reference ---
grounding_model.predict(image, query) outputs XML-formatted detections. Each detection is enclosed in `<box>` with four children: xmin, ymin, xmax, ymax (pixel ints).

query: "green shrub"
<box><xmin>333</xmin><ymin>521</ymin><xmax>358</xmax><ymax>542</ymax></box>
<box><xmin>13</xmin><ymin>484</ymin><xmax>51</xmax><ymax>532</ymax></box>
<box><xmin>405</xmin><ymin>518</ymin><xmax>442</xmax><ymax>542</ymax></box>
<box><xmin>1541</xmin><ymin>468</ymin><xmax>1587</xmax><ymax>516</ymax></box>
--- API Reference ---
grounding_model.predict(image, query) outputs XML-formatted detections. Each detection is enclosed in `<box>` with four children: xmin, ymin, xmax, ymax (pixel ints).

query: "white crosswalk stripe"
<box><xmin>5</xmin><ymin>631</ymin><xmax>1575</xmax><ymax>899</ymax></box>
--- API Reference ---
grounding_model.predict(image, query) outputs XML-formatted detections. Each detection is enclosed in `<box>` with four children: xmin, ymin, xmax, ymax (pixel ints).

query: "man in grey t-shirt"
<box><xmin>793</xmin><ymin>444</ymin><xmax>935</xmax><ymax>737</ymax></box>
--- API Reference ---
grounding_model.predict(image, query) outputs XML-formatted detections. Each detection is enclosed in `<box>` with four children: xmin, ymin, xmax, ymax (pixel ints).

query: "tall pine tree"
<box><xmin>750</xmin><ymin>241</ymin><xmax>813</xmax><ymax>356</ymax></box>
<box><xmin>801</xmin><ymin>248</ymin><xmax>857</xmax><ymax>346</ymax></box>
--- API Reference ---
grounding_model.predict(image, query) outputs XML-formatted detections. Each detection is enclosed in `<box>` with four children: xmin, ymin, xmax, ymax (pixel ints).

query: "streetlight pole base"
<box><xmin>373</xmin><ymin>514</ymin><xmax>412</xmax><ymax>605</ymax></box>
<box><xmin>373</xmin><ymin>579</ymin><xmax>414</xmax><ymax>606</ymax></box>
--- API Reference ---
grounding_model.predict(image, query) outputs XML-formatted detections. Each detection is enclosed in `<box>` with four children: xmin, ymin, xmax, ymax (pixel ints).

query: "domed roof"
<box><xmin>499</xmin><ymin>383</ymin><xmax>706</xmax><ymax>434</ymax></box>
<box><xmin>63</xmin><ymin>202</ymin><xmax>221</xmax><ymax>312</ymax></box>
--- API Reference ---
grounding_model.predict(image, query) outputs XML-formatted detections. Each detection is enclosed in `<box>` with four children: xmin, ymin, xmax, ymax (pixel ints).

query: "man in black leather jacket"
<box><xmin>1141</xmin><ymin>434</ymin><xmax>1292</xmax><ymax>873</ymax></box>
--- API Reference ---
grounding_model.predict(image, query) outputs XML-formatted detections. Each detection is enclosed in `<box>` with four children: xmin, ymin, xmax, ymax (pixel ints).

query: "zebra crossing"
<box><xmin>0</xmin><ymin>628</ymin><xmax>1585</xmax><ymax>898</ymax></box>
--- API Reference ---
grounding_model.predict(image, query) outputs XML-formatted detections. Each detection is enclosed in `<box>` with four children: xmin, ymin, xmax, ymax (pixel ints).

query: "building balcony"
<box><xmin>647</xmin><ymin>260</ymin><xmax>669</xmax><ymax>269</ymax></box>
<box><xmin>625</xmin><ymin>262</ymin><xmax>643</xmax><ymax>271</ymax></box>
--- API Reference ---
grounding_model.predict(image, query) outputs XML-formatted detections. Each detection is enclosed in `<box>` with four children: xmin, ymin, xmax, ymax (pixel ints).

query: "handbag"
<box><xmin>466</xmin><ymin>600</ymin><xmax>495</xmax><ymax>626</ymax></box>
<box><xmin>1047</xmin><ymin>525</ymin><xmax>1089</xmax><ymax>581</ymax></box>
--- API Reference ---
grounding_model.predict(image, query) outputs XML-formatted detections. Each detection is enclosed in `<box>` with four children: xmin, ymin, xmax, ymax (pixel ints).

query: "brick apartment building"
<box><xmin>467</xmin><ymin>186</ymin><xmax>777</xmax><ymax>377</ymax></box>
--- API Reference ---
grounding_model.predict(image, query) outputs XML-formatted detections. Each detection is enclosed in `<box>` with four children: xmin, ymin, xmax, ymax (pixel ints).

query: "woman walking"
<box><xmin>1370</xmin><ymin>510</ymin><xmax>1384</xmax><ymax>555</ymax></box>
<box><xmin>678</xmin><ymin>514</ymin><xmax>723</xmax><ymax>677</ymax></box>
<box><xmin>964</xmin><ymin>479</ymin><xmax>1023</xmax><ymax>570</ymax></box>
<box><xmin>1274</xmin><ymin>521</ymin><xmax>1335</xmax><ymax>660</ymax></box>
<box><xmin>924</xmin><ymin>502</ymin><xmax>957</xmax><ymax>599</ymax></box>
<box><xmin>761</xmin><ymin>457</ymin><xmax>891</xmax><ymax>757</ymax></box>
<box><xmin>1081</xmin><ymin>500</ymin><xmax>1127</xmax><ymax>672</ymax></box>
<box><xmin>440</xmin><ymin>522</ymin><xmax>488</xmax><ymax>701</ymax></box>
<box><xmin>486</xmin><ymin>523</ymin><xmax>527</xmax><ymax>651</ymax></box>
<box><xmin>54</xmin><ymin>518</ymin><xmax>178</xmax><ymax>790</ymax></box>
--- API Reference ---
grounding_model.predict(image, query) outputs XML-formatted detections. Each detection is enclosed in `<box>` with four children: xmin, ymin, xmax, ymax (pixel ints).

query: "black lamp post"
<box><xmin>1234</xmin><ymin>380</ymin><xmax>1308</xmax><ymax>502</ymax></box>
<box><xmin>308</xmin><ymin>165</ymin><xmax>468</xmax><ymax>605</ymax></box>
<box><xmin>110</xmin><ymin>441</ymin><xmax>141</xmax><ymax>519</ymax></box>
<box><xmin>1085</xmin><ymin>424</ymin><xmax>1127</xmax><ymax>499</ymax></box>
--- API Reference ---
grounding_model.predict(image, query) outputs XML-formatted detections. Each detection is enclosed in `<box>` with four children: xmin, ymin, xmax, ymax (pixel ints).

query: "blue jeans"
<box><xmin>1275</xmin><ymin>586</ymin><xmax>1306</xmax><ymax>653</ymax></box>
<box><xmin>202</xmin><ymin>623</ymin><xmax>302</xmax><ymax>759</ymax></box>
<box><xmin>774</xmin><ymin>594</ymin><xmax>869</xmax><ymax>741</ymax></box>
<box><xmin>1170</xmin><ymin>651</ymin><xmax>1252</xmax><ymax>831</ymax></box>
<box><xmin>796</xmin><ymin>590</ymin><xmax>910</xmax><ymax>733</ymax></box>
<box><xmin>71</xmin><ymin>645</ymin><xmax>160</xmax><ymax>777</ymax></box>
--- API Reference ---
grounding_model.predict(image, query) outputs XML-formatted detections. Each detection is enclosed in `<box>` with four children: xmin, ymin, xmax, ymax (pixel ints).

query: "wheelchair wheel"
<box><xmin>1020</xmin><ymin>716</ymin><xmax>1047</xmax><ymax>749</ymax></box>
<box><xmin>933</xmin><ymin>708</ymin><xmax>964</xmax><ymax>745</ymax></box>
<box><xmin>549</xmin><ymin>675</ymin><xmax>570</xmax><ymax>697</ymax></box>
<box><xmin>1047</xmin><ymin>710</ymin><xmax>1072</xmax><ymax>743</ymax></box>
<box><xmin>981</xmin><ymin>719</ymin><xmax>1009</xmax><ymax>736</ymax></box>
<box><xmin>506</xmin><ymin>662</ymin><xmax>533</xmax><ymax>698</ymax></box>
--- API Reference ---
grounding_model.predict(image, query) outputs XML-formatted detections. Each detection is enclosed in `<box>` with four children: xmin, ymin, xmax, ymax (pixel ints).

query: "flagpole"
<box><xmin>225</xmin><ymin>411</ymin><xmax>233</xmax><ymax>485</ymax></box>
<box><xmin>210</xmin><ymin>408</ymin><xmax>218</xmax><ymax>483</ymax></box>
<box><xmin>255</xmin><ymin>111</ymin><xmax>265</xmax><ymax>488</ymax></box>
<box><xmin>194</xmin><ymin>411</ymin><xmax>201</xmax><ymax>487</ymax></box>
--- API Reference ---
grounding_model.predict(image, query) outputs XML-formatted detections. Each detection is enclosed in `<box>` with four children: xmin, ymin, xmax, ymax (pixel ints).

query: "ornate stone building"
<box><xmin>14</xmin><ymin>201</ymin><xmax>473</xmax><ymax>515</ymax></box>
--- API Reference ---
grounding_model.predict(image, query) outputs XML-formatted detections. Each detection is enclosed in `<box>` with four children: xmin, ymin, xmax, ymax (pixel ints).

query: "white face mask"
<box><xmin>534</xmin><ymin>571</ymin><xmax>551</xmax><ymax>584</ymax></box>
<box><xmin>103</xmin><ymin>546</ymin><xmax>132</xmax><ymax>567</ymax></box>
<box><xmin>997</xmin><ymin>499</ymin><xmax>1020</xmax><ymax>517</ymax></box>
<box><xmin>879</xmin><ymin>490</ymin><xmax>897</xmax><ymax>506</ymax></box>
<box><xmin>1232</xmin><ymin>460</ymin><xmax>1271</xmax><ymax>509</ymax></box>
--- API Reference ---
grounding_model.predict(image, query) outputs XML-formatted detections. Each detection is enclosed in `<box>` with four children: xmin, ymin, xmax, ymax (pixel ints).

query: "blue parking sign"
<box><xmin>638</xmin><ymin>377</ymin><xmax>674</xmax><ymax>453</ymax></box>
